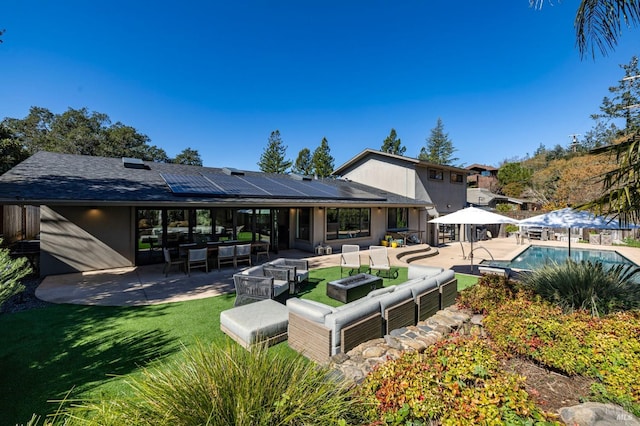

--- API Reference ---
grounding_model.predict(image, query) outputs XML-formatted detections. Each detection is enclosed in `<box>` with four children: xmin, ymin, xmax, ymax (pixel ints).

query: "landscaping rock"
<box><xmin>559</xmin><ymin>402</ymin><xmax>640</xmax><ymax>426</ymax></box>
<box><xmin>330</xmin><ymin>306</ymin><xmax>474</xmax><ymax>384</ymax></box>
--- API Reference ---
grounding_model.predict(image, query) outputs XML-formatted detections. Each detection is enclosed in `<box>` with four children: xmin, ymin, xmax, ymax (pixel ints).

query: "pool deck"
<box><xmin>34</xmin><ymin>237</ymin><xmax>640</xmax><ymax>307</ymax></box>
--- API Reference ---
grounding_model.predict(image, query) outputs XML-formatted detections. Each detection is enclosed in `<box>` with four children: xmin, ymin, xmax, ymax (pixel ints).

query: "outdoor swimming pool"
<box><xmin>483</xmin><ymin>245</ymin><xmax>637</xmax><ymax>271</ymax></box>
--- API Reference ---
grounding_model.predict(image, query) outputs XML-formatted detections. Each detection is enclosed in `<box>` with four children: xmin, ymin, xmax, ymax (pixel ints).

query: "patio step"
<box><xmin>395</xmin><ymin>244</ymin><xmax>439</xmax><ymax>264</ymax></box>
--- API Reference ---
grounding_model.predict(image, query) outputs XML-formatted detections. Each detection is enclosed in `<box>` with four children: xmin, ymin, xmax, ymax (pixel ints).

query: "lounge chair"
<box><xmin>368</xmin><ymin>245</ymin><xmax>398</xmax><ymax>279</ymax></box>
<box><xmin>340</xmin><ymin>244</ymin><xmax>361</xmax><ymax>277</ymax></box>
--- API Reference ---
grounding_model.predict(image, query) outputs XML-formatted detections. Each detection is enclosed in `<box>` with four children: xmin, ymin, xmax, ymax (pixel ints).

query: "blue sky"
<box><xmin>1</xmin><ymin>1</ymin><xmax>638</xmax><ymax>170</ymax></box>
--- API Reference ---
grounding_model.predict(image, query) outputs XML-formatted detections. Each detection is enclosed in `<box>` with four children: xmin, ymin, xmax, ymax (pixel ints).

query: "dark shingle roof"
<box><xmin>0</xmin><ymin>152</ymin><xmax>432</xmax><ymax>208</ymax></box>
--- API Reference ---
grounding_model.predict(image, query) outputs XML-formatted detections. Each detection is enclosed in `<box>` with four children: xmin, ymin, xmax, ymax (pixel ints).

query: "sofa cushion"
<box><xmin>273</xmin><ymin>280</ymin><xmax>289</xmax><ymax>297</ymax></box>
<box><xmin>436</xmin><ymin>269</ymin><xmax>456</xmax><ymax>285</ymax></box>
<box><xmin>324</xmin><ymin>298</ymin><xmax>381</xmax><ymax>348</ymax></box>
<box><xmin>376</xmin><ymin>287</ymin><xmax>413</xmax><ymax>312</ymax></box>
<box><xmin>286</xmin><ymin>298</ymin><xmax>333</xmax><ymax>323</ymax></box>
<box><xmin>407</xmin><ymin>277</ymin><xmax>439</xmax><ymax>299</ymax></box>
<box><xmin>366</xmin><ymin>286</ymin><xmax>395</xmax><ymax>298</ymax></box>
<box><xmin>408</xmin><ymin>265</ymin><xmax>444</xmax><ymax>280</ymax></box>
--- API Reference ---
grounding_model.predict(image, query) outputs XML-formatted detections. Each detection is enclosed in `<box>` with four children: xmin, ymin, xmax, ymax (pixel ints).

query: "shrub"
<box><xmin>57</xmin><ymin>341</ymin><xmax>364</xmax><ymax>425</ymax></box>
<box><xmin>359</xmin><ymin>335</ymin><xmax>559</xmax><ymax>425</ymax></box>
<box><xmin>457</xmin><ymin>273</ymin><xmax>527</xmax><ymax>314</ymax></box>
<box><xmin>0</xmin><ymin>240</ymin><xmax>31</xmax><ymax>308</ymax></box>
<box><xmin>484</xmin><ymin>297</ymin><xmax>640</xmax><ymax>416</ymax></box>
<box><xmin>521</xmin><ymin>259</ymin><xmax>640</xmax><ymax>316</ymax></box>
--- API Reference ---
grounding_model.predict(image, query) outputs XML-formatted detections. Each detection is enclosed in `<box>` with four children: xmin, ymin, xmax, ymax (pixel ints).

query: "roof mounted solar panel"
<box><xmin>202</xmin><ymin>173</ymin><xmax>270</xmax><ymax>196</ymax></box>
<box><xmin>161</xmin><ymin>173</ymin><xmax>225</xmax><ymax>195</ymax></box>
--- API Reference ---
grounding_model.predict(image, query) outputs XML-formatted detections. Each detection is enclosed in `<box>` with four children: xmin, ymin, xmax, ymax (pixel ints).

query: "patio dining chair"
<box><xmin>218</xmin><ymin>245</ymin><xmax>236</xmax><ymax>270</ymax></box>
<box><xmin>368</xmin><ymin>245</ymin><xmax>398</xmax><ymax>279</ymax></box>
<box><xmin>187</xmin><ymin>248</ymin><xmax>209</xmax><ymax>276</ymax></box>
<box><xmin>340</xmin><ymin>244</ymin><xmax>361</xmax><ymax>277</ymax></box>
<box><xmin>235</xmin><ymin>243</ymin><xmax>252</xmax><ymax>268</ymax></box>
<box><xmin>163</xmin><ymin>247</ymin><xmax>186</xmax><ymax>277</ymax></box>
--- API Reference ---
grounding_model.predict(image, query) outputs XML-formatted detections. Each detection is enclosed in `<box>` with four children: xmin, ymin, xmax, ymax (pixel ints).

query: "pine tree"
<box><xmin>418</xmin><ymin>118</ymin><xmax>458</xmax><ymax>165</ymax></box>
<box><xmin>257</xmin><ymin>130</ymin><xmax>292</xmax><ymax>174</ymax></box>
<box><xmin>381</xmin><ymin>128</ymin><xmax>406</xmax><ymax>155</ymax></box>
<box><xmin>312</xmin><ymin>137</ymin><xmax>334</xmax><ymax>178</ymax></box>
<box><xmin>292</xmin><ymin>148</ymin><xmax>313</xmax><ymax>175</ymax></box>
<box><xmin>173</xmin><ymin>147</ymin><xmax>202</xmax><ymax>166</ymax></box>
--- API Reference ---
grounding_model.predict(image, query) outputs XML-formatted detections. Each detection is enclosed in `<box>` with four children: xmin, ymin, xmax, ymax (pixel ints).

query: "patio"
<box><xmin>33</xmin><ymin>238</ymin><xmax>640</xmax><ymax>307</ymax></box>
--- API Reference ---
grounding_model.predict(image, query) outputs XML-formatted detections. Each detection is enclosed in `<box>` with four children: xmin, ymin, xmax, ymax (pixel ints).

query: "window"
<box><xmin>450</xmin><ymin>172</ymin><xmax>464</xmax><ymax>183</ymax></box>
<box><xmin>387</xmin><ymin>208</ymin><xmax>408</xmax><ymax>230</ymax></box>
<box><xmin>428</xmin><ymin>169</ymin><xmax>443</xmax><ymax>180</ymax></box>
<box><xmin>325</xmin><ymin>208</ymin><xmax>371</xmax><ymax>240</ymax></box>
<box><xmin>295</xmin><ymin>208</ymin><xmax>310</xmax><ymax>241</ymax></box>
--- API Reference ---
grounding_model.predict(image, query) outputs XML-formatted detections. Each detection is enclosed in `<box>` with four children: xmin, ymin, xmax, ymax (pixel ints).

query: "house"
<box><xmin>466</xmin><ymin>164</ymin><xmax>499</xmax><ymax>192</ymax></box>
<box><xmin>0</xmin><ymin>151</ymin><xmax>432</xmax><ymax>277</ymax></box>
<box><xmin>332</xmin><ymin>149</ymin><xmax>468</xmax><ymax>246</ymax></box>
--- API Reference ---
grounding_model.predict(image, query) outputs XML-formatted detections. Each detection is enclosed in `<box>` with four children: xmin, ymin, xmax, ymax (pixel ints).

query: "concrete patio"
<box><xmin>34</xmin><ymin>238</ymin><xmax>640</xmax><ymax>307</ymax></box>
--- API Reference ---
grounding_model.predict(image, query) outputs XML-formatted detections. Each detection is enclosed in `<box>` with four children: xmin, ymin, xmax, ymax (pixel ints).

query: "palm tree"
<box><xmin>531</xmin><ymin>0</ymin><xmax>640</xmax><ymax>58</ymax></box>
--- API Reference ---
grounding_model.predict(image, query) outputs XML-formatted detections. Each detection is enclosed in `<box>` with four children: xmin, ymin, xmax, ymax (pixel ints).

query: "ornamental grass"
<box><xmin>54</xmin><ymin>341</ymin><xmax>365</xmax><ymax>425</ymax></box>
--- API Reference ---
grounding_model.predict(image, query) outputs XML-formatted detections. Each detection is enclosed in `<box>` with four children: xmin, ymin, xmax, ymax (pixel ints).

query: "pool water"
<box><xmin>484</xmin><ymin>246</ymin><xmax>637</xmax><ymax>271</ymax></box>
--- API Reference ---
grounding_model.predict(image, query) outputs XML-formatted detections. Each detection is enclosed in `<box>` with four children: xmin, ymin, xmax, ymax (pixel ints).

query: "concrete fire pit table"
<box><xmin>326</xmin><ymin>273</ymin><xmax>384</xmax><ymax>303</ymax></box>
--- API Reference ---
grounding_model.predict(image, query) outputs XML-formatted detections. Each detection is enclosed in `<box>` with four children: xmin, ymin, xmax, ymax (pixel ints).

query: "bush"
<box><xmin>457</xmin><ymin>273</ymin><xmax>527</xmax><ymax>314</ymax></box>
<box><xmin>0</xmin><ymin>240</ymin><xmax>31</xmax><ymax>307</ymax></box>
<box><xmin>57</xmin><ymin>342</ymin><xmax>364</xmax><ymax>425</ymax></box>
<box><xmin>484</xmin><ymin>297</ymin><xmax>640</xmax><ymax>416</ymax></box>
<box><xmin>359</xmin><ymin>335</ymin><xmax>559</xmax><ymax>425</ymax></box>
<box><xmin>521</xmin><ymin>260</ymin><xmax>640</xmax><ymax>316</ymax></box>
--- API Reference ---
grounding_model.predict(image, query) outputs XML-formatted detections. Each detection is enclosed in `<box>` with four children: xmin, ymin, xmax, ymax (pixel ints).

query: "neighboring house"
<box><xmin>0</xmin><ymin>152</ymin><xmax>432</xmax><ymax>277</ymax></box>
<box><xmin>467</xmin><ymin>188</ymin><xmax>525</xmax><ymax>210</ymax></box>
<box><xmin>332</xmin><ymin>149</ymin><xmax>468</xmax><ymax>246</ymax></box>
<box><xmin>466</xmin><ymin>164</ymin><xmax>499</xmax><ymax>192</ymax></box>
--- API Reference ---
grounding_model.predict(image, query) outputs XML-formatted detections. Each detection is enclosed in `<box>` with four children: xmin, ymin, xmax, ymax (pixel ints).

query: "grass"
<box><xmin>1</xmin><ymin>266</ymin><xmax>475</xmax><ymax>425</ymax></box>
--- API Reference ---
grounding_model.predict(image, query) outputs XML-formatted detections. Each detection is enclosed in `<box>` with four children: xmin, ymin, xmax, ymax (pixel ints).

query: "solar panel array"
<box><xmin>160</xmin><ymin>172</ymin><xmax>385</xmax><ymax>200</ymax></box>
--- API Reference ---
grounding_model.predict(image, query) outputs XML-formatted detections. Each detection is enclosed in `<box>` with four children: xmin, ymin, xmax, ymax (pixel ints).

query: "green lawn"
<box><xmin>0</xmin><ymin>267</ymin><xmax>476</xmax><ymax>424</ymax></box>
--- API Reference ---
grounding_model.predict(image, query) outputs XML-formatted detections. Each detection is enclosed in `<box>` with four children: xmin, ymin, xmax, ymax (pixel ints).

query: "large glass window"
<box><xmin>193</xmin><ymin>209</ymin><xmax>213</xmax><ymax>243</ymax></box>
<box><xmin>212</xmin><ymin>208</ymin><xmax>234</xmax><ymax>241</ymax></box>
<box><xmin>295</xmin><ymin>208</ymin><xmax>310</xmax><ymax>241</ymax></box>
<box><xmin>325</xmin><ymin>208</ymin><xmax>370</xmax><ymax>240</ymax></box>
<box><xmin>254</xmin><ymin>209</ymin><xmax>272</xmax><ymax>245</ymax></box>
<box><xmin>166</xmin><ymin>209</ymin><xmax>189</xmax><ymax>247</ymax></box>
<box><xmin>236</xmin><ymin>209</ymin><xmax>253</xmax><ymax>242</ymax></box>
<box><xmin>387</xmin><ymin>208</ymin><xmax>408</xmax><ymax>230</ymax></box>
<box><xmin>137</xmin><ymin>209</ymin><xmax>163</xmax><ymax>264</ymax></box>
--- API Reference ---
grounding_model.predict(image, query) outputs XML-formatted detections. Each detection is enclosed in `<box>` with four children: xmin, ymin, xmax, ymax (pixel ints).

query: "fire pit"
<box><xmin>327</xmin><ymin>273</ymin><xmax>383</xmax><ymax>303</ymax></box>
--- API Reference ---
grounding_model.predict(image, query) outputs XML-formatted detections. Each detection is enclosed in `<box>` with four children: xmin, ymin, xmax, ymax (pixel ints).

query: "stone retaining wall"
<box><xmin>329</xmin><ymin>305</ymin><xmax>480</xmax><ymax>383</ymax></box>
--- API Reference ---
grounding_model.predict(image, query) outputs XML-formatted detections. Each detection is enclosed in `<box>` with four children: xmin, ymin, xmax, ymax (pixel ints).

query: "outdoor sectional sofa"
<box><xmin>286</xmin><ymin>265</ymin><xmax>457</xmax><ymax>363</ymax></box>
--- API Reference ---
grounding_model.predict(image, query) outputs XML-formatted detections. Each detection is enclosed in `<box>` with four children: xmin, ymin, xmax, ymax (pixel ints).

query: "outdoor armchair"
<box><xmin>368</xmin><ymin>245</ymin><xmax>398</xmax><ymax>279</ymax></box>
<box><xmin>340</xmin><ymin>244</ymin><xmax>361</xmax><ymax>277</ymax></box>
<box><xmin>232</xmin><ymin>273</ymin><xmax>280</xmax><ymax>306</ymax></box>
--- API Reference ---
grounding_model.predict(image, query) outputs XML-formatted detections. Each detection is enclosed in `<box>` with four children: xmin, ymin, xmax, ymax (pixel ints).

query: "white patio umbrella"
<box><xmin>429</xmin><ymin>207</ymin><xmax>519</xmax><ymax>271</ymax></box>
<box><xmin>518</xmin><ymin>207</ymin><xmax>634</xmax><ymax>257</ymax></box>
